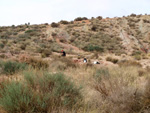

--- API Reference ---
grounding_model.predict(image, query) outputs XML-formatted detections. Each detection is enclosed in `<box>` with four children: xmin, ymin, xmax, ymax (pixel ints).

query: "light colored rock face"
<box><xmin>120</xmin><ymin>29</ymin><xmax>141</xmax><ymax>54</ymax></box>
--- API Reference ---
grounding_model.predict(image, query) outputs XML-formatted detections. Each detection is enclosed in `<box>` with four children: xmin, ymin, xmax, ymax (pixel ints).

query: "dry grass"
<box><xmin>0</xmin><ymin>58</ymin><xmax>150</xmax><ymax>113</ymax></box>
<box><xmin>89</xmin><ymin>66</ymin><xmax>149</xmax><ymax>113</ymax></box>
<box><xmin>57</xmin><ymin>65</ymin><xmax>150</xmax><ymax>113</ymax></box>
<box><xmin>18</xmin><ymin>55</ymin><xmax>49</xmax><ymax>69</ymax></box>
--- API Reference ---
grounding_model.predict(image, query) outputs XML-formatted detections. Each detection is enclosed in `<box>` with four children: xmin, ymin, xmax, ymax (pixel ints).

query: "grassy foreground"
<box><xmin>0</xmin><ymin>59</ymin><xmax>150</xmax><ymax>113</ymax></box>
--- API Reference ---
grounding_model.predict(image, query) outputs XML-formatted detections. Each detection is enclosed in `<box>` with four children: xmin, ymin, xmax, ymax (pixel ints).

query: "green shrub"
<box><xmin>0</xmin><ymin>82</ymin><xmax>34</xmax><ymax>113</ymax></box>
<box><xmin>44</xmin><ymin>23</ymin><xmax>49</xmax><ymax>25</ymax></box>
<box><xmin>134</xmin><ymin>55</ymin><xmax>141</xmax><ymax>60</ymax></box>
<box><xmin>39</xmin><ymin>73</ymin><xmax>82</xmax><ymax>108</ymax></box>
<box><xmin>24</xmin><ymin>72</ymin><xmax>82</xmax><ymax>110</ymax></box>
<box><xmin>60</xmin><ymin>20</ymin><xmax>69</xmax><ymax>24</ymax></box>
<box><xmin>0</xmin><ymin>81</ymin><xmax>48</xmax><ymax>113</ymax></box>
<box><xmin>97</xmin><ymin>16</ymin><xmax>103</xmax><ymax>20</ymax></box>
<box><xmin>74</xmin><ymin>17</ymin><xmax>88</xmax><ymax>21</ymax></box>
<box><xmin>51</xmin><ymin>22</ymin><xmax>59</xmax><ymax>27</ymax></box>
<box><xmin>83</xmin><ymin>45</ymin><xmax>104</xmax><ymax>52</ymax></box>
<box><xmin>0</xmin><ymin>43</ymin><xmax>4</xmax><ymax>48</ymax></box>
<box><xmin>0</xmin><ymin>72</ymin><xmax>82</xmax><ymax>113</ymax></box>
<box><xmin>130</xmin><ymin>13</ymin><xmax>136</xmax><ymax>17</ymax></box>
<box><xmin>36</xmin><ymin>47</ymin><xmax>43</xmax><ymax>53</ymax></box>
<box><xmin>25</xmin><ymin>30</ymin><xmax>34</xmax><ymax>33</ymax></box>
<box><xmin>18</xmin><ymin>33</ymin><xmax>30</xmax><ymax>39</ymax></box>
<box><xmin>25</xmin><ymin>29</ymin><xmax>40</xmax><ymax>36</ymax></box>
<box><xmin>0</xmin><ymin>61</ymin><xmax>27</xmax><ymax>75</ymax></box>
<box><xmin>13</xmin><ymin>32</ymin><xmax>18</xmax><ymax>35</ymax></box>
<box><xmin>11</xmin><ymin>25</ymin><xmax>15</xmax><ymax>28</ymax></box>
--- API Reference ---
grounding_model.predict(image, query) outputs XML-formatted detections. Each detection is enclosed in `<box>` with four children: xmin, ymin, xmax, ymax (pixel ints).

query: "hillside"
<box><xmin>0</xmin><ymin>14</ymin><xmax>150</xmax><ymax>113</ymax></box>
<box><xmin>0</xmin><ymin>14</ymin><xmax>150</xmax><ymax>67</ymax></box>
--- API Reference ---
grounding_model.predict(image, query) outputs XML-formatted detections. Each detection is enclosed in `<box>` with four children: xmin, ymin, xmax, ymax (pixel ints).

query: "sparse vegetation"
<box><xmin>0</xmin><ymin>14</ymin><xmax>150</xmax><ymax>112</ymax></box>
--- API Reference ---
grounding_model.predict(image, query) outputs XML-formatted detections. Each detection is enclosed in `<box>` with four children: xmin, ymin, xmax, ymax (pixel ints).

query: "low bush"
<box><xmin>13</xmin><ymin>32</ymin><xmax>18</xmax><ymax>35</ymax></box>
<box><xmin>41</xmin><ymin>49</ymin><xmax>52</xmax><ymax>58</ymax></box>
<box><xmin>25</xmin><ymin>29</ymin><xmax>40</xmax><ymax>36</ymax></box>
<box><xmin>138</xmin><ymin>69</ymin><xmax>147</xmax><ymax>76</ymax></box>
<box><xmin>60</xmin><ymin>20</ymin><xmax>69</xmax><ymax>24</ymax></box>
<box><xmin>18</xmin><ymin>33</ymin><xmax>30</xmax><ymax>39</ymax></box>
<box><xmin>74</xmin><ymin>17</ymin><xmax>88</xmax><ymax>21</ymax></box>
<box><xmin>51</xmin><ymin>22</ymin><xmax>59</xmax><ymax>28</ymax></box>
<box><xmin>106</xmin><ymin>56</ymin><xmax>119</xmax><ymax>64</ymax></box>
<box><xmin>143</xmin><ymin>19</ymin><xmax>150</xmax><ymax>23</ymax></box>
<box><xmin>20</xmin><ymin>43</ymin><xmax>26</xmax><ymax>50</ymax></box>
<box><xmin>96</xmin><ymin>16</ymin><xmax>103</xmax><ymax>20</ymax></box>
<box><xmin>0</xmin><ymin>82</ymin><xmax>36</xmax><ymax>113</ymax></box>
<box><xmin>19</xmin><ymin>56</ymin><xmax>49</xmax><ymax>69</ymax></box>
<box><xmin>0</xmin><ymin>72</ymin><xmax>82</xmax><ymax>113</ymax></box>
<box><xmin>25</xmin><ymin>30</ymin><xmax>34</xmax><ymax>33</ymax></box>
<box><xmin>0</xmin><ymin>54</ymin><xmax>7</xmax><ymax>59</ymax></box>
<box><xmin>132</xmin><ymin>50</ymin><xmax>142</xmax><ymax>56</ymax></box>
<box><xmin>134</xmin><ymin>55</ymin><xmax>141</xmax><ymax>60</ymax></box>
<box><xmin>0</xmin><ymin>43</ymin><xmax>5</xmax><ymax>48</ymax></box>
<box><xmin>0</xmin><ymin>61</ymin><xmax>27</xmax><ymax>75</ymax></box>
<box><xmin>130</xmin><ymin>13</ymin><xmax>137</xmax><ymax>17</ymax></box>
<box><xmin>51</xmin><ymin>32</ymin><xmax>57</xmax><ymax>37</ymax></box>
<box><xmin>25</xmin><ymin>72</ymin><xmax>82</xmax><ymax>110</ymax></box>
<box><xmin>38</xmin><ymin>73</ymin><xmax>82</xmax><ymax>108</ymax></box>
<box><xmin>83</xmin><ymin>45</ymin><xmax>104</xmax><ymax>52</ymax></box>
<box><xmin>25</xmin><ymin>57</ymin><xmax>48</xmax><ymax>69</ymax></box>
<box><xmin>91</xmin><ymin>25</ymin><xmax>98</xmax><ymax>31</ymax></box>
